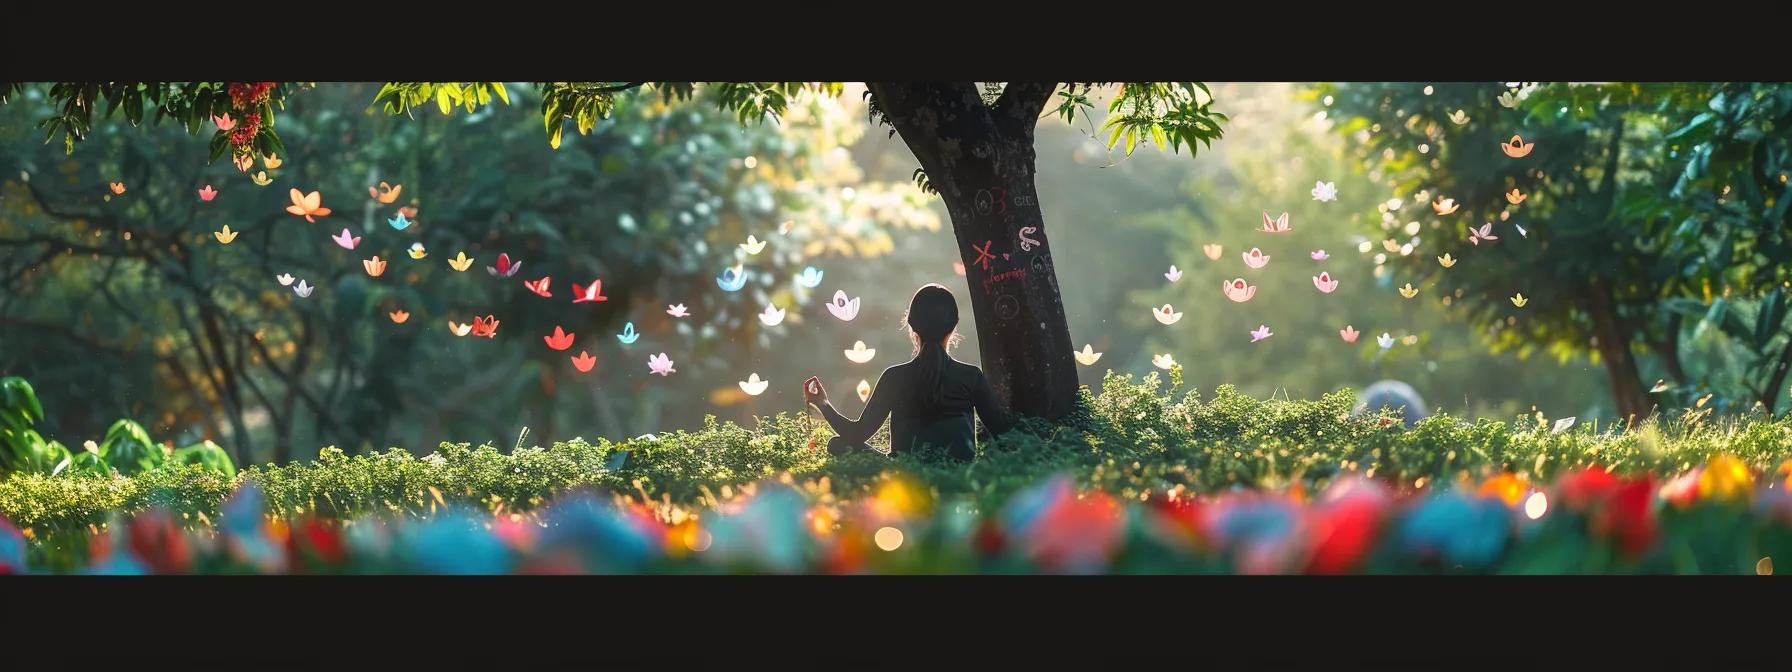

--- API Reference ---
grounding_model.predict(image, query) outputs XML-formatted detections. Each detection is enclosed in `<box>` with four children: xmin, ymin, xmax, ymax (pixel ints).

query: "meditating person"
<box><xmin>802</xmin><ymin>283</ymin><xmax>1012</xmax><ymax>460</ymax></box>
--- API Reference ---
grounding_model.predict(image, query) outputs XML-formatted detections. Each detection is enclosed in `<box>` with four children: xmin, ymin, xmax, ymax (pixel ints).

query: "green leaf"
<box><xmin>1756</xmin><ymin>288</ymin><xmax>1787</xmax><ymax>349</ymax></box>
<box><xmin>123</xmin><ymin>90</ymin><xmax>144</xmax><ymax>126</ymax></box>
<box><xmin>264</xmin><ymin>129</ymin><xmax>287</xmax><ymax>159</ymax></box>
<box><xmin>491</xmin><ymin>82</ymin><xmax>510</xmax><ymax>105</ymax></box>
<box><xmin>207</xmin><ymin>133</ymin><xmax>230</xmax><ymax>164</ymax></box>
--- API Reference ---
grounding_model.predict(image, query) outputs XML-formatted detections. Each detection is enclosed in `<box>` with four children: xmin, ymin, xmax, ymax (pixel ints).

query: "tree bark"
<box><xmin>1586</xmin><ymin>278</ymin><xmax>1653</xmax><ymax>423</ymax></box>
<box><xmin>866</xmin><ymin>82</ymin><xmax>1079</xmax><ymax>420</ymax></box>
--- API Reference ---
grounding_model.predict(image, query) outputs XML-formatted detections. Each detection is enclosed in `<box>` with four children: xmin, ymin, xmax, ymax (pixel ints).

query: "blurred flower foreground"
<box><xmin>5</xmin><ymin>451</ymin><xmax>1791</xmax><ymax>575</ymax></box>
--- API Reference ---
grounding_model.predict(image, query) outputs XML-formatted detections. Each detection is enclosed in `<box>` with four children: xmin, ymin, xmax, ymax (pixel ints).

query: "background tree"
<box><xmin>1629</xmin><ymin>82</ymin><xmax>1792</xmax><ymax>413</ymax></box>
<box><xmin>0</xmin><ymin>83</ymin><xmax>935</xmax><ymax>465</ymax></box>
<box><xmin>1319</xmin><ymin>82</ymin><xmax>1792</xmax><ymax>421</ymax></box>
<box><xmin>1134</xmin><ymin>83</ymin><xmax>1606</xmax><ymax>418</ymax></box>
<box><xmin>4</xmin><ymin>81</ymin><xmax>1229</xmax><ymax>422</ymax></box>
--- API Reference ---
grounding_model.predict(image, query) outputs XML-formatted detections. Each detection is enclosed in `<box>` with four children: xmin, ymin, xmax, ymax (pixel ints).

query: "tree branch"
<box><xmin>992</xmin><ymin>82</ymin><xmax>1058</xmax><ymax>136</ymax></box>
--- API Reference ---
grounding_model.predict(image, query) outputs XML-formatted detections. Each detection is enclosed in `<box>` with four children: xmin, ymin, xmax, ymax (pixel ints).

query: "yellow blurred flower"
<box><xmin>872</xmin><ymin>477</ymin><xmax>932</xmax><ymax>519</ymax></box>
<box><xmin>1697</xmin><ymin>454</ymin><xmax>1754</xmax><ymax>501</ymax></box>
<box><xmin>1477</xmin><ymin>473</ymin><xmax>1528</xmax><ymax>506</ymax></box>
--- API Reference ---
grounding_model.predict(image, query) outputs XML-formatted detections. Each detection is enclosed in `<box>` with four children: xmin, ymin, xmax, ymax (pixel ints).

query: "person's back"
<box><xmin>882</xmin><ymin>357</ymin><xmax>1007</xmax><ymax>458</ymax></box>
<box><xmin>804</xmin><ymin>284</ymin><xmax>1012</xmax><ymax>460</ymax></box>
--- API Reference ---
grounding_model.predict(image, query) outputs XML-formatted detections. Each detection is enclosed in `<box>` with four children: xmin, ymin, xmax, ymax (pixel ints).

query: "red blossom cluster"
<box><xmin>224</xmin><ymin>82</ymin><xmax>276</xmax><ymax>166</ymax></box>
<box><xmin>228</xmin><ymin>111</ymin><xmax>261</xmax><ymax>147</ymax></box>
<box><xmin>227</xmin><ymin>82</ymin><xmax>276</xmax><ymax>110</ymax></box>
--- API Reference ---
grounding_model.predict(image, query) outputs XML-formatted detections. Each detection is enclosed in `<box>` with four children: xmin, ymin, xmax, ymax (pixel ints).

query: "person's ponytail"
<box><xmin>914</xmin><ymin>337</ymin><xmax>947</xmax><ymax>414</ymax></box>
<box><xmin>904</xmin><ymin>284</ymin><xmax>959</xmax><ymax>415</ymax></box>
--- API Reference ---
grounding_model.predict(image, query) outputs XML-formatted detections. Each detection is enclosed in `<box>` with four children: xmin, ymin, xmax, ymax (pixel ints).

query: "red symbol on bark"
<box><xmin>972</xmin><ymin>240</ymin><xmax>997</xmax><ymax>271</ymax></box>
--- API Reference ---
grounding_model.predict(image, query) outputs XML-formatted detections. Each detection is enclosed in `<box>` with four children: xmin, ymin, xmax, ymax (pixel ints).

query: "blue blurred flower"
<box><xmin>81</xmin><ymin>526</ymin><xmax>148</xmax><ymax>576</ymax></box>
<box><xmin>0</xmin><ymin>516</ymin><xmax>27</xmax><ymax>574</ymax></box>
<box><xmin>396</xmin><ymin>511</ymin><xmax>514</xmax><ymax>575</ymax></box>
<box><xmin>706</xmin><ymin>482</ymin><xmax>810</xmax><ymax>572</ymax></box>
<box><xmin>1211</xmin><ymin>497</ymin><xmax>1298</xmax><ymax>548</ymax></box>
<box><xmin>538</xmin><ymin>494</ymin><xmax>660</xmax><ymax>573</ymax></box>
<box><xmin>1397</xmin><ymin>492</ymin><xmax>1512</xmax><ymax>568</ymax></box>
<box><xmin>1001</xmin><ymin>474</ymin><xmax>1074</xmax><ymax>536</ymax></box>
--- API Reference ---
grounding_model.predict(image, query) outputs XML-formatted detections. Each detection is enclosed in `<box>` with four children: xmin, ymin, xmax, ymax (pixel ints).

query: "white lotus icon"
<box><xmin>739</xmin><ymin>373</ymin><xmax>769</xmax><ymax>396</ymax></box>
<box><xmin>759</xmin><ymin>304</ymin><xmax>786</xmax><ymax>326</ymax></box>
<box><xmin>844</xmin><ymin>340</ymin><xmax>877</xmax><ymax>364</ymax></box>
<box><xmin>1153</xmin><ymin>304</ymin><xmax>1183</xmax><ymax>325</ymax></box>
<box><xmin>1074</xmin><ymin>344</ymin><xmax>1102</xmax><ymax>366</ymax></box>
<box><xmin>826</xmin><ymin>290</ymin><xmax>860</xmax><ymax>321</ymax></box>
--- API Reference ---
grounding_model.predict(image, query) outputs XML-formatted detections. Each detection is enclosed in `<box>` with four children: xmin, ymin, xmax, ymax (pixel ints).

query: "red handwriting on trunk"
<box><xmin>982</xmin><ymin>268</ymin><xmax>1027</xmax><ymax>293</ymax></box>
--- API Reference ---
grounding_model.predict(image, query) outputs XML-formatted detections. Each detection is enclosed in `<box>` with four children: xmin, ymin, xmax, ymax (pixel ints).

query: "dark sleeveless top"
<box><xmin>818</xmin><ymin>358</ymin><xmax>1012</xmax><ymax>459</ymax></box>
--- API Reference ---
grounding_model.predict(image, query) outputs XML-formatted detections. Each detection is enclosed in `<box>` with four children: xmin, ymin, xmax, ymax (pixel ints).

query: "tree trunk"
<box><xmin>1586</xmin><ymin>278</ymin><xmax>1653</xmax><ymax>423</ymax></box>
<box><xmin>866</xmin><ymin>82</ymin><xmax>1079</xmax><ymax>420</ymax></box>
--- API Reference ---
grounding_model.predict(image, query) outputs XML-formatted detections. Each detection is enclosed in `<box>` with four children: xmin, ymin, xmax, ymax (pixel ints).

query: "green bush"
<box><xmin>0</xmin><ymin>377</ymin><xmax>72</xmax><ymax>475</ymax></box>
<box><xmin>173</xmin><ymin>441</ymin><xmax>236</xmax><ymax>480</ymax></box>
<box><xmin>4</xmin><ymin>368</ymin><xmax>1792</xmax><ymax>544</ymax></box>
<box><xmin>0</xmin><ymin>376</ymin><xmax>234</xmax><ymax>481</ymax></box>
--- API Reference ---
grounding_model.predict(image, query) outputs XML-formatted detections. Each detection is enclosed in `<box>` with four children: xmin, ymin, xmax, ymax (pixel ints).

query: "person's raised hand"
<box><xmin>802</xmin><ymin>376</ymin><xmax>828</xmax><ymax>408</ymax></box>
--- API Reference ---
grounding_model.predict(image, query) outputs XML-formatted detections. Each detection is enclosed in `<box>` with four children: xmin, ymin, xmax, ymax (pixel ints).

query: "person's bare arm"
<box><xmin>809</xmin><ymin>368</ymin><xmax>900</xmax><ymax>445</ymax></box>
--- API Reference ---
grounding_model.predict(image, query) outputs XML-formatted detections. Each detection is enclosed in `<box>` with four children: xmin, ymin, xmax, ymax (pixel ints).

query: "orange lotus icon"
<box><xmin>285</xmin><ymin>189</ymin><xmax>333</xmax><ymax>223</ymax></box>
<box><xmin>362</xmin><ymin>256</ymin><xmax>388</xmax><ymax>277</ymax></box>
<box><xmin>471</xmin><ymin>315</ymin><xmax>500</xmax><ymax>338</ymax></box>
<box><xmin>389</xmin><ymin>310</ymin><xmax>410</xmax><ymax>324</ymax></box>
<box><xmin>543</xmin><ymin>326</ymin><xmax>575</xmax><ymax>351</ymax></box>
<box><xmin>369</xmin><ymin>181</ymin><xmax>402</xmax><ymax>204</ymax></box>
<box><xmin>1500</xmin><ymin>135</ymin><xmax>1534</xmax><ymax>158</ymax></box>
<box><xmin>571</xmin><ymin>351</ymin><xmax>597</xmax><ymax>373</ymax></box>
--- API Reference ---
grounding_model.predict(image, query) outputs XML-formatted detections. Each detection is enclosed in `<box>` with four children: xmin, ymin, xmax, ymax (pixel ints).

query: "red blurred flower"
<box><xmin>972</xmin><ymin>518</ymin><xmax>1005</xmax><ymax>557</ymax></box>
<box><xmin>287</xmin><ymin>518</ymin><xmax>346</xmax><ymax>568</ymax></box>
<box><xmin>1024</xmin><ymin>493</ymin><xmax>1124</xmax><ymax>573</ymax></box>
<box><xmin>821</xmin><ymin>523</ymin><xmax>869</xmax><ymax>574</ymax></box>
<box><xmin>493</xmin><ymin>516</ymin><xmax>537</xmax><ymax>552</ymax></box>
<box><xmin>1306</xmin><ymin>478</ymin><xmax>1393</xmax><ymax>574</ymax></box>
<box><xmin>1604</xmin><ymin>478</ymin><xmax>1658</xmax><ymax>555</ymax></box>
<box><xmin>1556</xmin><ymin>467</ymin><xmax>1620</xmax><ymax>510</ymax></box>
<box><xmin>1146</xmin><ymin>493</ymin><xmax>1203</xmax><ymax>541</ymax></box>
<box><xmin>1306</xmin><ymin>503</ymin><xmax>1376</xmax><ymax>573</ymax></box>
<box><xmin>126</xmin><ymin>510</ymin><xmax>192</xmax><ymax>574</ymax></box>
<box><xmin>1659</xmin><ymin>469</ymin><xmax>1701</xmax><ymax>508</ymax></box>
<box><xmin>1551</xmin><ymin>467</ymin><xmax>1660</xmax><ymax>556</ymax></box>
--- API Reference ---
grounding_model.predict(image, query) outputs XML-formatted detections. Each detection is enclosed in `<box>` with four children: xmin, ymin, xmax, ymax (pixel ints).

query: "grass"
<box><xmin>5</xmin><ymin>367</ymin><xmax>1792</xmax><ymax>543</ymax></box>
